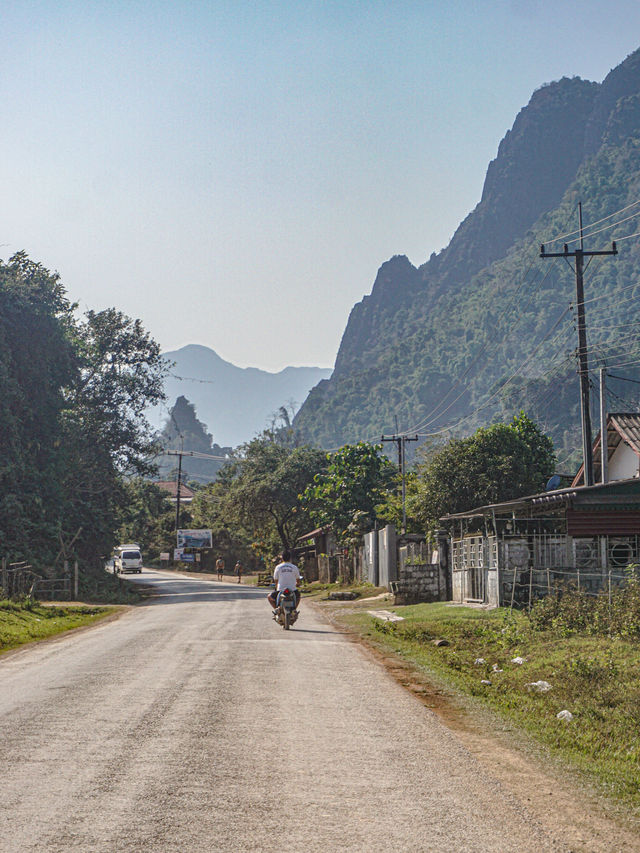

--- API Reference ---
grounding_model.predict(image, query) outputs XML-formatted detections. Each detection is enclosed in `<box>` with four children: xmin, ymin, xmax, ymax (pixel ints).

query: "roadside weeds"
<box><xmin>0</xmin><ymin>600</ymin><xmax>119</xmax><ymax>656</ymax></box>
<box><xmin>314</xmin><ymin>597</ymin><xmax>640</xmax><ymax>852</ymax></box>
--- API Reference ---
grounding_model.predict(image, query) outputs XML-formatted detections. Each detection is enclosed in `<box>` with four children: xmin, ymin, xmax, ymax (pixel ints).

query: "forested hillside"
<box><xmin>294</xmin><ymin>48</ymin><xmax>640</xmax><ymax>464</ymax></box>
<box><xmin>156</xmin><ymin>395</ymin><xmax>232</xmax><ymax>483</ymax></box>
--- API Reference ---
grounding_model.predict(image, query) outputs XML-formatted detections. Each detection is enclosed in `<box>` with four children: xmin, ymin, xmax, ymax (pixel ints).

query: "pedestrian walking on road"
<box><xmin>235</xmin><ymin>560</ymin><xmax>243</xmax><ymax>583</ymax></box>
<box><xmin>216</xmin><ymin>556</ymin><xmax>224</xmax><ymax>581</ymax></box>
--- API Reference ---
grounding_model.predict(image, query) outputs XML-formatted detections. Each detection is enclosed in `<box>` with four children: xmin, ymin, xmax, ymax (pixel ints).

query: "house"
<box><xmin>155</xmin><ymin>480</ymin><xmax>195</xmax><ymax>504</ymax></box>
<box><xmin>441</xmin><ymin>477</ymin><xmax>640</xmax><ymax>608</ymax></box>
<box><xmin>294</xmin><ymin>526</ymin><xmax>336</xmax><ymax>582</ymax></box>
<box><xmin>572</xmin><ymin>413</ymin><xmax>640</xmax><ymax>485</ymax></box>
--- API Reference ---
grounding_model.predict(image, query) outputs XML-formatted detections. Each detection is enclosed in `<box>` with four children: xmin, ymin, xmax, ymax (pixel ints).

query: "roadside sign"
<box><xmin>160</xmin><ymin>552</ymin><xmax>170</xmax><ymax>561</ymax></box>
<box><xmin>177</xmin><ymin>529</ymin><xmax>213</xmax><ymax>549</ymax></box>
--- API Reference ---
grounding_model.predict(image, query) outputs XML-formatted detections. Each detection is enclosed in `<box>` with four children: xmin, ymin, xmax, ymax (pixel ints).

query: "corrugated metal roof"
<box><xmin>441</xmin><ymin>477</ymin><xmax>640</xmax><ymax>520</ymax></box>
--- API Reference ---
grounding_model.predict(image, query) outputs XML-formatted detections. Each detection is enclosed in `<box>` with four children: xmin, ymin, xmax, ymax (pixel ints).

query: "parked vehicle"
<box><xmin>113</xmin><ymin>545</ymin><xmax>143</xmax><ymax>574</ymax></box>
<box><xmin>273</xmin><ymin>587</ymin><xmax>299</xmax><ymax>630</ymax></box>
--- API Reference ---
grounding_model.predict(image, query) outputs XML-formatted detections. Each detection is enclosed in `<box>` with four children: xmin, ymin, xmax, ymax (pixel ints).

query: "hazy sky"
<box><xmin>2</xmin><ymin>1</ymin><xmax>640</xmax><ymax>371</ymax></box>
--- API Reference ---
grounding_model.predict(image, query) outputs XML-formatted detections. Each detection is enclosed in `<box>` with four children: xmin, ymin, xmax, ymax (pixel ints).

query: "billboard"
<box><xmin>177</xmin><ymin>529</ymin><xmax>213</xmax><ymax>549</ymax></box>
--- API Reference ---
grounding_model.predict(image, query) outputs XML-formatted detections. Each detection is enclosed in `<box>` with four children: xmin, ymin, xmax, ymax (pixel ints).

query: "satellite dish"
<box><xmin>545</xmin><ymin>474</ymin><xmax>562</xmax><ymax>492</ymax></box>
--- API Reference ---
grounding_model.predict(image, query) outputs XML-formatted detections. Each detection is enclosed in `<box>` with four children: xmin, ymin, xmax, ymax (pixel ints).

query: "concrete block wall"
<box><xmin>394</xmin><ymin>561</ymin><xmax>442</xmax><ymax>605</ymax></box>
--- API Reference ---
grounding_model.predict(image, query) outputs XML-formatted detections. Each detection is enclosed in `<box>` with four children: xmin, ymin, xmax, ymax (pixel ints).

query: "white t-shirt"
<box><xmin>273</xmin><ymin>561</ymin><xmax>301</xmax><ymax>591</ymax></box>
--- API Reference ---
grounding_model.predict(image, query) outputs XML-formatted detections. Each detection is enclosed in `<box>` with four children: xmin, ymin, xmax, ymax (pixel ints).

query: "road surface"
<box><xmin>0</xmin><ymin>571</ymin><xmax>631</xmax><ymax>851</ymax></box>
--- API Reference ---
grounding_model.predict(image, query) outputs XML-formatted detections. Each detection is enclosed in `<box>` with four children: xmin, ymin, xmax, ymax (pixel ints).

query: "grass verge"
<box><xmin>332</xmin><ymin>601</ymin><xmax>640</xmax><ymax>811</ymax></box>
<box><xmin>0</xmin><ymin>599</ymin><xmax>115</xmax><ymax>654</ymax></box>
<box><xmin>302</xmin><ymin>581</ymin><xmax>388</xmax><ymax>600</ymax></box>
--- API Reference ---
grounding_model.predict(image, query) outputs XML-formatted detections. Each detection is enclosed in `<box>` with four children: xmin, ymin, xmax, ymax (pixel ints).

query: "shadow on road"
<box><xmin>285</xmin><ymin>628</ymin><xmax>336</xmax><ymax>635</ymax></box>
<box><xmin>129</xmin><ymin>573</ymin><xmax>269</xmax><ymax>606</ymax></box>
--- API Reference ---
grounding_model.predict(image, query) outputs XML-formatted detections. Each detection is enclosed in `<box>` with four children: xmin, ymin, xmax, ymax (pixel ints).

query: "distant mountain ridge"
<box><xmin>293</xmin><ymin>48</ymin><xmax>640</xmax><ymax>457</ymax></box>
<box><xmin>151</xmin><ymin>345</ymin><xmax>332</xmax><ymax>447</ymax></box>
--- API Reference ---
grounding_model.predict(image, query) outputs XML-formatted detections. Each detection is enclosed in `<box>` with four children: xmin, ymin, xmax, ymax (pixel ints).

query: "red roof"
<box><xmin>155</xmin><ymin>481</ymin><xmax>195</xmax><ymax>500</ymax></box>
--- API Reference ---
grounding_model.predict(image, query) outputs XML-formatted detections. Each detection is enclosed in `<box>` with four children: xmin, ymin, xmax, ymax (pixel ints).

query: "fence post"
<box><xmin>528</xmin><ymin>569</ymin><xmax>533</xmax><ymax>612</ymax></box>
<box><xmin>546</xmin><ymin>567</ymin><xmax>551</xmax><ymax>594</ymax></box>
<box><xmin>509</xmin><ymin>565</ymin><xmax>517</xmax><ymax>612</ymax></box>
<box><xmin>577</xmin><ymin>569</ymin><xmax>581</xmax><ymax>593</ymax></box>
<box><xmin>1</xmin><ymin>557</ymin><xmax>6</xmax><ymax>598</ymax></box>
<box><xmin>74</xmin><ymin>561</ymin><xmax>79</xmax><ymax>600</ymax></box>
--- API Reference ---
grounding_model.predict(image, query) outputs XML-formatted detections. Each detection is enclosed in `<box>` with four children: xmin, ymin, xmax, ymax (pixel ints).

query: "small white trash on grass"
<box><xmin>527</xmin><ymin>680</ymin><xmax>552</xmax><ymax>693</ymax></box>
<box><xmin>474</xmin><ymin>658</ymin><xmax>486</xmax><ymax>666</ymax></box>
<box><xmin>511</xmin><ymin>656</ymin><xmax>527</xmax><ymax>665</ymax></box>
<box><xmin>556</xmin><ymin>709</ymin><xmax>574</xmax><ymax>721</ymax></box>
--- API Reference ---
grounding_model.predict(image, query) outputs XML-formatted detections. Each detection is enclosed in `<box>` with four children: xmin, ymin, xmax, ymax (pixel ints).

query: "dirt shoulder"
<box><xmin>315</xmin><ymin>598</ymin><xmax>640</xmax><ymax>853</ymax></box>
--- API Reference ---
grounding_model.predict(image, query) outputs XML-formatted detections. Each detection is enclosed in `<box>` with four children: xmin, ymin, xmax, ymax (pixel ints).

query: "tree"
<box><xmin>115</xmin><ymin>478</ymin><xmax>175</xmax><ymax>557</ymax></box>
<box><xmin>0</xmin><ymin>253</ymin><xmax>169</xmax><ymax>571</ymax></box>
<box><xmin>412</xmin><ymin>412</ymin><xmax>555</xmax><ymax>532</ymax></box>
<box><xmin>0</xmin><ymin>253</ymin><xmax>77</xmax><ymax>564</ymax></box>
<box><xmin>57</xmin><ymin>307</ymin><xmax>169</xmax><ymax>567</ymax></box>
<box><xmin>195</xmin><ymin>433</ymin><xmax>326</xmax><ymax>558</ymax></box>
<box><xmin>301</xmin><ymin>442</ymin><xmax>396</xmax><ymax>542</ymax></box>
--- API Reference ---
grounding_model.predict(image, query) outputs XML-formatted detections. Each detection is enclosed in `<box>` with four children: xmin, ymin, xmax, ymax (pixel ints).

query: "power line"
<box><xmin>564</xmin><ymin>208</ymin><xmax>640</xmax><ymax>245</ymax></box>
<box><xmin>607</xmin><ymin>373</ymin><xmax>640</xmax><ymax>386</ymax></box>
<box><xmin>540</xmin><ymin>201</ymin><xmax>618</xmax><ymax>486</ymax></box>
<box><xmin>413</xmin><ymin>307</ymin><xmax>573</xmax><ymax>438</ymax></box>
<box><xmin>400</xmin><ymin>260</ymin><xmax>562</xmax><ymax>435</ymax></box>
<box><xmin>546</xmin><ymin>197</ymin><xmax>640</xmax><ymax>244</ymax></box>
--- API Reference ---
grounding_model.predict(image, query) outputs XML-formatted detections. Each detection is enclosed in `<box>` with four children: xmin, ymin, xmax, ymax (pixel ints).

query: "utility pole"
<box><xmin>381</xmin><ymin>433</ymin><xmax>419</xmax><ymax>532</ymax></box>
<box><xmin>600</xmin><ymin>367</ymin><xmax>608</xmax><ymax>484</ymax></box>
<box><xmin>165</xmin><ymin>449</ymin><xmax>231</xmax><ymax>534</ymax></box>
<box><xmin>540</xmin><ymin>203</ymin><xmax>617</xmax><ymax>486</ymax></box>
<box><xmin>175</xmin><ymin>451</ymin><xmax>183</xmax><ymax>532</ymax></box>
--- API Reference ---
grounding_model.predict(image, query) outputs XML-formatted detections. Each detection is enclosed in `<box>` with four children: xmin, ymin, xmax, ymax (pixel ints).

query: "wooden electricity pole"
<box><xmin>540</xmin><ymin>203</ymin><xmax>617</xmax><ymax>486</ymax></box>
<box><xmin>381</xmin><ymin>433</ymin><xmax>419</xmax><ymax>532</ymax></box>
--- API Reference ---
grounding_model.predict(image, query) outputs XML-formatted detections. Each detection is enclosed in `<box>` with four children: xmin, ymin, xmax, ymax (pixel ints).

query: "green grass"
<box><xmin>0</xmin><ymin>600</ymin><xmax>115</xmax><ymax>654</ymax></box>
<box><xmin>302</xmin><ymin>580</ymin><xmax>387</xmax><ymax>600</ymax></box>
<box><xmin>337</xmin><ymin>602</ymin><xmax>640</xmax><ymax>809</ymax></box>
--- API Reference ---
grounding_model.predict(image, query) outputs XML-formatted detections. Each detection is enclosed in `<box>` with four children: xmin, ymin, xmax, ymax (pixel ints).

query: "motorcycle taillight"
<box><xmin>283</xmin><ymin>588</ymin><xmax>290</xmax><ymax>594</ymax></box>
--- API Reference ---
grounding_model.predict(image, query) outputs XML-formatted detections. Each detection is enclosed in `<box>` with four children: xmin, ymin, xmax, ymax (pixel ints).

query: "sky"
<box><xmin>2</xmin><ymin>1</ymin><xmax>640</xmax><ymax>371</ymax></box>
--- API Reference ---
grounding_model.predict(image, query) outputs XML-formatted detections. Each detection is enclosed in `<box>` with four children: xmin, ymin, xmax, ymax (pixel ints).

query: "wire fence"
<box><xmin>504</xmin><ymin>565</ymin><xmax>636</xmax><ymax>612</ymax></box>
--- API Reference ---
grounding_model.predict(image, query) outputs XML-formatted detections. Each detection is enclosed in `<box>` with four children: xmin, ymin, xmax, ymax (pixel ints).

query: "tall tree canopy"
<box><xmin>411</xmin><ymin>412</ymin><xmax>555</xmax><ymax>532</ymax></box>
<box><xmin>301</xmin><ymin>442</ymin><xmax>396</xmax><ymax>542</ymax></box>
<box><xmin>191</xmin><ymin>432</ymin><xmax>326</xmax><ymax>559</ymax></box>
<box><xmin>0</xmin><ymin>253</ymin><xmax>168</xmax><ymax>570</ymax></box>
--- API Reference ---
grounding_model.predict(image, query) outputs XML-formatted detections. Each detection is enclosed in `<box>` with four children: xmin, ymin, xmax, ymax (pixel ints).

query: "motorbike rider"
<box><xmin>268</xmin><ymin>549</ymin><xmax>301</xmax><ymax>614</ymax></box>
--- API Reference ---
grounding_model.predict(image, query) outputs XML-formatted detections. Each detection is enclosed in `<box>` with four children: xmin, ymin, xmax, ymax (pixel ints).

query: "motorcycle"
<box><xmin>273</xmin><ymin>587</ymin><xmax>299</xmax><ymax>630</ymax></box>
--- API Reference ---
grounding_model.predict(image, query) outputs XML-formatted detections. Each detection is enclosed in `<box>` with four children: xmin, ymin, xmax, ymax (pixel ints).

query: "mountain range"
<box><xmin>150</xmin><ymin>344</ymin><xmax>332</xmax><ymax>447</ymax></box>
<box><xmin>293</xmin><ymin>47</ymin><xmax>640</xmax><ymax>462</ymax></box>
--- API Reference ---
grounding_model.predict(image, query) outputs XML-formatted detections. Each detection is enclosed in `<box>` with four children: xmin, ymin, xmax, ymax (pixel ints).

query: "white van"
<box><xmin>114</xmin><ymin>545</ymin><xmax>143</xmax><ymax>574</ymax></box>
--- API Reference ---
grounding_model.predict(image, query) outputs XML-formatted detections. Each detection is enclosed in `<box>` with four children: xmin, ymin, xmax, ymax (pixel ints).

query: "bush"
<box><xmin>528</xmin><ymin>569</ymin><xmax>640</xmax><ymax>638</ymax></box>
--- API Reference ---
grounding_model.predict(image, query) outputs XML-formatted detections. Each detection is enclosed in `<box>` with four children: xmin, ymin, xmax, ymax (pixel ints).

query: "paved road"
<box><xmin>0</xmin><ymin>571</ymin><xmax>580</xmax><ymax>851</ymax></box>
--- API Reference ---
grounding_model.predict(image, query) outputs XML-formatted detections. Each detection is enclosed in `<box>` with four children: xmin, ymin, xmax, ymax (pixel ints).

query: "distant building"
<box><xmin>155</xmin><ymin>481</ymin><xmax>195</xmax><ymax>504</ymax></box>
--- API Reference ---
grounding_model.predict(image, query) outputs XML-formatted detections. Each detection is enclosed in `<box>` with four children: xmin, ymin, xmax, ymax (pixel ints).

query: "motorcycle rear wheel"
<box><xmin>283</xmin><ymin>609</ymin><xmax>290</xmax><ymax>630</ymax></box>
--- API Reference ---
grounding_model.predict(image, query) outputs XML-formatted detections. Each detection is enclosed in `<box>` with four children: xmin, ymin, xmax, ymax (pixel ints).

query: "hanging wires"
<box><xmin>413</xmin><ymin>305</ymin><xmax>573</xmax><ymax>438</ymax></box>
<box><xmin>545</xmin><ymin>197</ymin><xmax>640</xmax><ymax>245</ymax></box>
<box><xmin>399</xmin><ymin>258</ymin><xmax>562</xmax><ymax>436</ymax></box>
